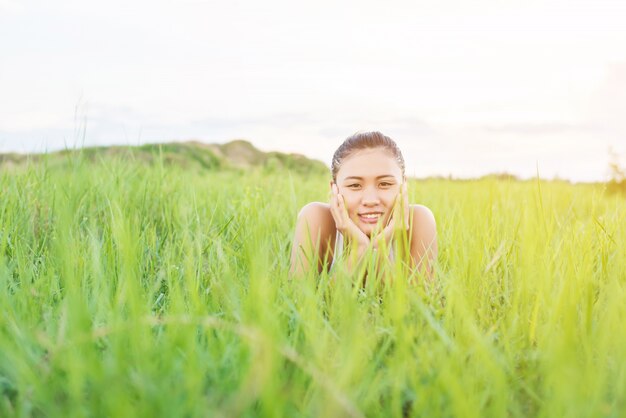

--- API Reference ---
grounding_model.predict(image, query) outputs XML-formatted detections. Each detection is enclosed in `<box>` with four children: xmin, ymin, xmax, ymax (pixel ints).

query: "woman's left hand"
<box><xmin>373</xmin><ymin>182</ymin><xmax>409</xmax><ymax>249</ymax></box>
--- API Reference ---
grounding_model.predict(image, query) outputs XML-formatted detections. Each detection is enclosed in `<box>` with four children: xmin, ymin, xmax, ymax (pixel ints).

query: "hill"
<box><xmin>0</xmin><ymin>140</ymin><xmax>330</xmax><ymax>176</ymax></box>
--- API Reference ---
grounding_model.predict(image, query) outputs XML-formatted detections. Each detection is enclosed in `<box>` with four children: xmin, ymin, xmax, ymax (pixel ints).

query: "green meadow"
<box><xmin>1</xmin><ymin>146</ymin><xmax>625</xmax><ymax>417</ymax></box>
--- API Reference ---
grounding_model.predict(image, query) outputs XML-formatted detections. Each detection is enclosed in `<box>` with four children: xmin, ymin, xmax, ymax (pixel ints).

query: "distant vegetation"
<box><xmin>3</xmin><ymin>141</ymin><xmax>625</xmax><ymax>195</ymax></box>
<box><xmin>0</xmin><ymin>139</ymin><xmax>329</xmax><ymax>177</ymax></box>
<box><xmin>607</xmin><ymin>148</ymin><xmax>626</xmax><ymax>195</ymax></box>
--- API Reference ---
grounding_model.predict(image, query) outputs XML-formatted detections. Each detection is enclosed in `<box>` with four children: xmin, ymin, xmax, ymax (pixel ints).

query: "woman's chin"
<box><xmin>358</xmin><ymin>222</ymin><xmax>383</xmax><ymax>237</ymax></box>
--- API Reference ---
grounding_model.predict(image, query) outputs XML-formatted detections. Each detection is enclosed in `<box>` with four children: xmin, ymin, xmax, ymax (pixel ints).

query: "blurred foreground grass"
<box><xmin>0</xmin><ymin>151</ymin><xmax>625</xmax><ymax>417</ymax></box>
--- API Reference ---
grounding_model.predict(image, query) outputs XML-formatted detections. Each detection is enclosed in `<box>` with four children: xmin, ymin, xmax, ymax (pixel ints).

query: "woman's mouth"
<box><xmin>358</xmin><ymin>212</ymin><xmax>384</xmax><ymax>224</ymax></box>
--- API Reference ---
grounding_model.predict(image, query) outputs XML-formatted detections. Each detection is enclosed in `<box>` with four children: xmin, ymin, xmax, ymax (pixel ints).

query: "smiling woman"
<box><xmin>289</xmin><ymin>131</ymin><xmax>438</xmax><ymax>283</ymax></box>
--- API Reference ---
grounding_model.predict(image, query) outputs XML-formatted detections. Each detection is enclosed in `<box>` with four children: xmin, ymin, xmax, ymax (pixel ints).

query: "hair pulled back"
<box><xmin>331</xmin><ymin>131</ymin><xmax>405</xmax><ymax>181</ymax></box>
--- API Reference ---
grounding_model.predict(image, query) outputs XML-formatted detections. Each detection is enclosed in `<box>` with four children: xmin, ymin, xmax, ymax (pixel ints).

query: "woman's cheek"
<box><xmin>348</xmin><ymin>203</ymin><xmax>360</xmax><ymax>220</ymax></box>
<box><xmin>342</xmin><ymin>195</ymin><xmax>359</xmax><ymax>214</ymax></box>
<box><xmin>383</xmin><ymin>191</ymin><xmax>399</xmax><ymax>207</ymax></box>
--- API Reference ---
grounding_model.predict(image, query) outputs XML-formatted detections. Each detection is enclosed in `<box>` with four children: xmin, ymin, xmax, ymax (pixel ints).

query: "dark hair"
<box><xmin>331</xmin><ymin>131</ymin><xmax>405</xmax><ymax>181</ymax></box>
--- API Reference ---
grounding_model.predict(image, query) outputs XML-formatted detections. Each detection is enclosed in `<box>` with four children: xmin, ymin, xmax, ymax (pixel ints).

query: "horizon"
<box><xmin>0</xmin><ymin>136</ymin><xmax>615</xmax><ymax>184</ymax></box>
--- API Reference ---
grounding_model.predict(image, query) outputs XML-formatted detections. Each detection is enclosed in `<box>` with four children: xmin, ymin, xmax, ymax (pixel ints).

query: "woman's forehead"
<box><xmin>337</xmin><ymin>149</ymin><xmax>402</xmax><ymax>180</ymax></box>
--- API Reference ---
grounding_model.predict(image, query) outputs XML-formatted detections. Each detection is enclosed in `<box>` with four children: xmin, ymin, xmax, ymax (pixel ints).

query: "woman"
<box><xmin>289</xmin><ymin>131</ymin><xmax>437</xmax><ymax>282</ymax></box>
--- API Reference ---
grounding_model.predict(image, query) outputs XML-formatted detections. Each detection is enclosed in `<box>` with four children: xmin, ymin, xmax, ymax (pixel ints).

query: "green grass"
<box><xmin>0</xmin><ymin>151</ymin><xmax>625</xmax><ymax>417</ymax></box>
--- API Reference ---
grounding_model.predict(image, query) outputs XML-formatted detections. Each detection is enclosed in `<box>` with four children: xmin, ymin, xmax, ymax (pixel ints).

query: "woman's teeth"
<box><xmin>359</xmin><ymin>213</ymin><xmax>382</xmax><ymax>223</ymax></box>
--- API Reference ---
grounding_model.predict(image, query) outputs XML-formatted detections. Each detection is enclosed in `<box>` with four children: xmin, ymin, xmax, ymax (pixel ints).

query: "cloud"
<box><xmin>480</xmin><ymin>123</ymin><xmax>602</xmax><ymax>135</ymax></box>
<box><xmin>0</xmin><ymin>0</ymin><xmax>24</xmax><ymax>15</ymax></box>
<box><xmin>587</xmin><ymin>61</ymin><xmax>626</xmax><ymax>135</ymax></box>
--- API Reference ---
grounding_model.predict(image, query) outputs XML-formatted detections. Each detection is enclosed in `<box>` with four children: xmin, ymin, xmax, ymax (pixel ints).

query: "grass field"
<box><xmin>1</xmin><ymin>151</ymin><xmax>625</xmax><ymax>417</ymax></box>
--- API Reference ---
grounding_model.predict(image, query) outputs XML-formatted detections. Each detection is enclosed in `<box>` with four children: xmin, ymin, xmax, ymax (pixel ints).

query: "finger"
<box><xmin>387</xmin><ymin>191</ymin><xmax>400</xmax><ymax>227</ymax></box>
<box><xmin>403</xmin><ymin>198</ymin><xmax>409</xmax><ymax>228</ymax></box>
<box><xmin>329</xmin><ymin>201</ymin><xmax>340</xmax><ymax>225</ymax></box>
<box><xmin>337</xmin><ymin>193</ymin><xmax>350</xmax><ymax>220</ymax></box>
<box><xmin>331</xmin><ymin>184</ymin><xmax>341</xmax><ymax>211</ymax></box>
<box><xmin>374</xmin><ymin>218</ymin><xmax>395</xmax><ymax>249</ymax></box>
<box><xmin>402</xmin><ymin>182</ymin><xmax>408</xmax><ymax>205</ymax></box>
<box><xmin>394</xmin><ymin>182</ymin><xmax>406</xmax><ymax>230</ymax></box>
<box><xmin>329</xmin><ymin>189</ymin><xmax>342</xmax><ymax>226</ymax></box>
<box><xmin>384</xmin><ymin>217</ymin><xmax>395</xmax><ymax>239</ymax></box>
<box><xmin>403</xmin><ymin>183</ymin><xmax>410</xmax><ymax>228</ymax></box>
<box><xmin>384</xmin><ymin>202</ymin><xmax>394</xmax><ymax>227</ymax></box>
<box><xmin>330</xmin><ymin>199</ymin><xmax>344</xmax><ymax>228</ymax></box>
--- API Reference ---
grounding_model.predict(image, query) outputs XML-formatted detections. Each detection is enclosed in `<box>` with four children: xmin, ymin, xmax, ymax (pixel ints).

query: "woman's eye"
<box><xmin>347</xmin><ymin>184</ymin><xmax>361</xmax><ymax>189</ymax></box>
<box><xmin>380</xmin><ymin>182</ymin><xmax>392</xmax><ymax>187</ymax></box>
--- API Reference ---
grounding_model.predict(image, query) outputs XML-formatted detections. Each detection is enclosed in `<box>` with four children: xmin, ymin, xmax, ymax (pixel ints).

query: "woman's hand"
<box><xmin>330</xmin><ymin>183</ymin><xmax>370</xmax><ymax>249</ymax></box>
<box><xmin>373</xmin><ymin>182</ymin><xmax>409</xmax><ymax>249</ymax></box>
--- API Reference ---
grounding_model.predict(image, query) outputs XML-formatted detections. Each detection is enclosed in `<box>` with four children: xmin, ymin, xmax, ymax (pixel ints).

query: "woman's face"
<box><xmin>334</xmin><ymin>147</ymin><xmax>404</xmax><ymax>237</ymax></box>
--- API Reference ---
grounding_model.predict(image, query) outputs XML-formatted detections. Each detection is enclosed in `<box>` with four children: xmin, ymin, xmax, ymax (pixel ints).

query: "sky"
<box><xmin>1</xmin><ymin>0</ymin><xmax>625</xmax><ymax>182</ymax></box>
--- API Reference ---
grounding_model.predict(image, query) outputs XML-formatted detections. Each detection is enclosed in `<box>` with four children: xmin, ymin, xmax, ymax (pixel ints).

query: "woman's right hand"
<box><xmin>330</xmin><ymin>183</ymin><xmax>370</xmax><ymax>249</ymax></box>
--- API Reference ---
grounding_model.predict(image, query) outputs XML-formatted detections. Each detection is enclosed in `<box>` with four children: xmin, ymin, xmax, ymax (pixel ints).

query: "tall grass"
<box><xmin>0</xmin><ymin>152</ymin><xmax>624</xmax><ymax>417</ymax></box>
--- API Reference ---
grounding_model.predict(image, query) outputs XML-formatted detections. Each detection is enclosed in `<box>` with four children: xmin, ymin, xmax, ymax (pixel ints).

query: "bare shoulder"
<box><xmin>296</xmin><ymin>202</ymin><xmax>336</xmax><ymax>230</ymax></box>
<box><xmin>407</xmin><ymin>204</ymin><xmax>438</xmax><ymax>276</ymax></box>
<box><xmin>298</xmin><ymin>201</ymin><xmax>331</xmax><ymax>215</ymax></box>
<box><xmin>298</xmin><ymin>202</ymin><xmax>332</xmax><ymax>220</ymax></box>
<box><xmin>409</xmin><ymin>204</ymin><xmax>436</xmax><ymax>226</ymax></box>
<box><xmin>291</xmin><ymin>202</ymin><xmax>336</xmax><ymax>275</ymax></box>
<box><xmin>409</xmin><ymin>204</ymin><xmax>437</xmax><ymax>242</ymax></box>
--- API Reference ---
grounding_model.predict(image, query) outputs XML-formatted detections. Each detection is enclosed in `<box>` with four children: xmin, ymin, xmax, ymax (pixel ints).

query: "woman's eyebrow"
<box><xmin>343</xmin><ymin>175</ymin><xmax>396</xmax><ymax>181</ymax></box>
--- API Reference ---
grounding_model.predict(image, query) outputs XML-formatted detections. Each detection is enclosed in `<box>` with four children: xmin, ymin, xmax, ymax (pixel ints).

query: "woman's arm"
<box><xmin>289</xmin><ymin>202</ymin><xmax>335</xmax><ymax>276</ymax></box>
<box><xmin>408</xmin><ymin>205</ymin><xmax>438</xmax><ymax>281</ymax></box>
<box><xmin>289</xmin><ymin>198</ymin><xmax>371</xmax><ymax>280</ymax></box>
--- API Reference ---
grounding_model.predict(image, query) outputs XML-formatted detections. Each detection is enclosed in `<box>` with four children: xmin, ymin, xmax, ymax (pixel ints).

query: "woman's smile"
<box><xmin>358</xmin><ymin>211</ymin><xmax>384</xmax><ymax>224</ymax></box>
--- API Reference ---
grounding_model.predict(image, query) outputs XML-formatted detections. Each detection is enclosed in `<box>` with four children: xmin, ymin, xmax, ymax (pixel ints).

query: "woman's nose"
<box><xmin>361</xmin><ymin>187</ymin><xmax>380</xmax><ymax>205</ymax></box>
